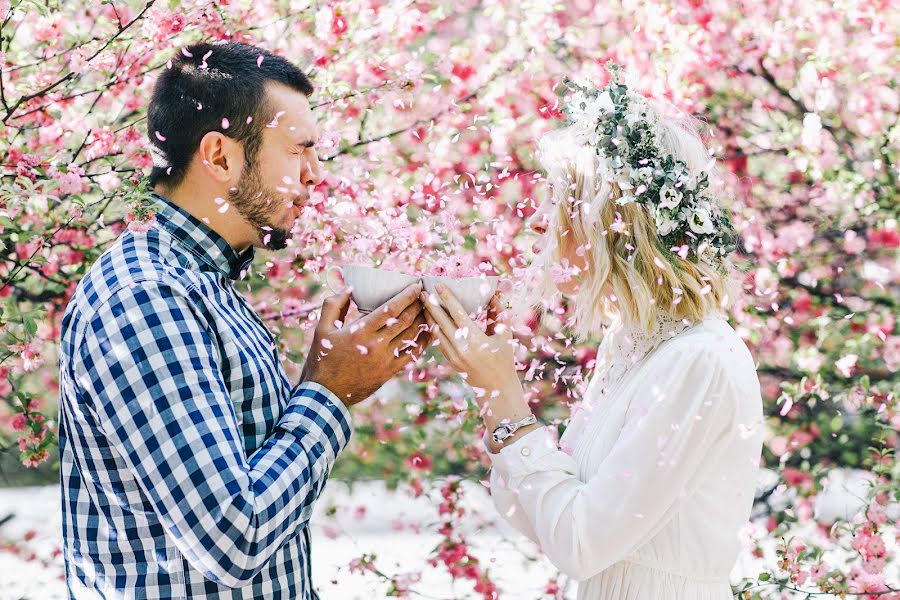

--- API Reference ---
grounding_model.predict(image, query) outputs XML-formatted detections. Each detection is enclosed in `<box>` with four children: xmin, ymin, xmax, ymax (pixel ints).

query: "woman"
<box><xmin>422</xmin><ymin>65</ymin><xmax>765</xmax><ymax>599</ymax></box>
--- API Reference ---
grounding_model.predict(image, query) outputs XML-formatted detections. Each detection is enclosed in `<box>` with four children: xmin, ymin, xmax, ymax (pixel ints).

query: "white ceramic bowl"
<box><xmin>422</xmin><ymin>275</ymin><xmax>499</xmax><ymax>315</ymax></box>
<box><xmin>330</xmin><ymin>265</ymin><xmax>419</xmax><ymax>314</ymax></box>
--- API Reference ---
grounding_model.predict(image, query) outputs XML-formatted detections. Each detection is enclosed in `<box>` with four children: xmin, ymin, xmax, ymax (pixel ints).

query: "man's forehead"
<box><xmin>273</xmin><ymin>109</ymin><xmax>317</xmax><ymax>137</ymax></box>
<box><xmin>265</xmin><ymin>83</ymin><xmax>317</xmax><ymax>138</ymax></box>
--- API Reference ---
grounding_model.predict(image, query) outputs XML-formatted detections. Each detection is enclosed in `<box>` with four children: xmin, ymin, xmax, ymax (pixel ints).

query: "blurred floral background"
<box><xmin>0</xmin><ymin>0</ymin><xmax>897</xmax><ymax>597</ymax></box>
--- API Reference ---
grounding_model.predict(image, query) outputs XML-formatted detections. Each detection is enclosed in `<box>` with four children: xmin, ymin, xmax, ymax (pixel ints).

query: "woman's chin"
<box><xmin>555</xmin><ymin>280</ymin><xmax>579</xmax><ymax>296</ymax></box>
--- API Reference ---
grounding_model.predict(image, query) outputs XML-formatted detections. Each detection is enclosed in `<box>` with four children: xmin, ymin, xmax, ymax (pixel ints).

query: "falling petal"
<box><xmin>221</xmin><ymin>117</ymin><xmax>230</xmax><ymax>129</ymax></box>
<box><xmin>257</xmin><ymin>55</ymin><xmax>264</xmax><ymax>67</ymax></box>
<box><xmin>154</xmin><ymin>131</ymin><xmax>166</xmax><ymax>141</ymax></box>
<box><xmin>218</xmin><ymin>202</ymin><xmax>229</xmax><ymax>213</ymax></box>
<box><xmin>780</xmin><ymin>396</ymin><xmax>793</xmax><ymax>417</ymax></box>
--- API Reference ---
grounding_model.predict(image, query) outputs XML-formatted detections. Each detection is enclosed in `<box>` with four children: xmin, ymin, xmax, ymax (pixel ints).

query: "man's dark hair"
<box><xmin>146</xmin><ymin>40</ymin><xmax>313</xmax><ymax>188</ymax></box>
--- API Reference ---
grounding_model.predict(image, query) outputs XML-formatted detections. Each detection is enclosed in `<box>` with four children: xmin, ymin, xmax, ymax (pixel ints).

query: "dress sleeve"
<box><xmin>486</xmin><ymin>345</ymin><xmax>737</xmax><ymax>581</ymax></box>
<box><xmin>482</xmin><ymin>429</ymin><xmax>542</xmax><ymax>544</ymax></box>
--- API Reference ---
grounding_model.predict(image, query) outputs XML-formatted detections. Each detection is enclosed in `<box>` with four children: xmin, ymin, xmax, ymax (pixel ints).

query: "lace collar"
<box><xmin>592</xmin><ymin>311</ymin><xmax>725</xmax><ymax>397</ymax></box>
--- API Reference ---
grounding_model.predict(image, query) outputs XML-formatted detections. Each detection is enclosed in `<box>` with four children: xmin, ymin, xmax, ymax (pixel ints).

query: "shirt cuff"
<box><xmin>487</xmin><ymin>425</ymin><xmax>560</xmax><ymax>482</ymax></box>
<box><xmin>279</xmin><ymin>381</ymin><xmax>353</xmax><ymax>465</ymax></box>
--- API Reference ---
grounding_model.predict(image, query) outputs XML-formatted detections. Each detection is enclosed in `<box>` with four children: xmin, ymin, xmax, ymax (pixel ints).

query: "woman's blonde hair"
<box><xmin>527</xmin><ymin>102</ymin><xmax>739</xmax><ymax>340</ymax></box>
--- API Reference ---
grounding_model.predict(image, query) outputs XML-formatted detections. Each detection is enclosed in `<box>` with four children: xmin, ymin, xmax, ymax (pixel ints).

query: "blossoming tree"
<box><xmin>0</xmin><ymin>0</ymin><xmax>897</xmax><ymax>597</ymax></box>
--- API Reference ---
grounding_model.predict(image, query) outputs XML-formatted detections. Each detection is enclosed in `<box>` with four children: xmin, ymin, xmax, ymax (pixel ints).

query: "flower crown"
<box><xmin>561</xmin><ymin>62</ymin><xmax>737</xmax><ymax>268</ymax></box>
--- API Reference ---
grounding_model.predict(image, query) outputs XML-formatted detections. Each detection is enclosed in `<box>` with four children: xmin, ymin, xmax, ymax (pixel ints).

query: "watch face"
<box><xmin>493</xmin><ymin>425</ymin><xmax>512</xmax><ymax>441</ymax></box>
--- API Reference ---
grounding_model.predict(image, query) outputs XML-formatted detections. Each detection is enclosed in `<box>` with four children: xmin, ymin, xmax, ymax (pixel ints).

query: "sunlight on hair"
<box><xmin>523</xmin><ymin>103</ymin><xmax>741</xmax><ymax>341</ymax></box>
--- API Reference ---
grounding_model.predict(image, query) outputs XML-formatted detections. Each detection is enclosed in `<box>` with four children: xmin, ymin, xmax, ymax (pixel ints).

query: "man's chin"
<box><xmin>260</xmin><ymin>226</ymin><xmax>290</xmax><ymax>251</ymax></box>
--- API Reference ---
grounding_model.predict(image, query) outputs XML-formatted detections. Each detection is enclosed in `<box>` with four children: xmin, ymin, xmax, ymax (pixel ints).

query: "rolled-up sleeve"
<box><xmin>72</xmin><ymin>279</ymin><xmax>352</xmax><ymax>587</ymax></box>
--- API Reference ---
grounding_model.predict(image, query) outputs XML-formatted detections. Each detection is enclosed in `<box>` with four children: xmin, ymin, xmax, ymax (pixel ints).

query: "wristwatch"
<box><xmin>491</xmin><ymin>414</ymin><xmax>538</xmax><ymax>444</ymax></box>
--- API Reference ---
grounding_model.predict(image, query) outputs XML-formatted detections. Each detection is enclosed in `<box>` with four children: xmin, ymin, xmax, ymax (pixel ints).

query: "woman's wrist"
<box><xmin>480</xmin><ymin>380</ymin><xmax>529</xmax><ymax>430</ymax></box>
<box><xmin>479</xmin><ymin>380</ymin><xmax>538</xmax><ymax>453</ymax></box>
<box><xmin>486</xmin><ymin>421</ymin><xmax>539</xmax><ymax>454</ymax></box>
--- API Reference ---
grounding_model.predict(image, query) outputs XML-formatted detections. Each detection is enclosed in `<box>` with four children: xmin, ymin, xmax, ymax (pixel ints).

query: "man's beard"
<box><xmin>228</xmin><ymin>161</ymin><xmax>293</xmax><ymax>251</ymax></box>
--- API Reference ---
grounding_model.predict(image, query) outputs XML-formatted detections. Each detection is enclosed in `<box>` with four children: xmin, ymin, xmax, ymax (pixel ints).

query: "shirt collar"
<box><xmin>148</xmin><ymin>191</ymin><xmax>256</xmax><ymax>281</ymax></box>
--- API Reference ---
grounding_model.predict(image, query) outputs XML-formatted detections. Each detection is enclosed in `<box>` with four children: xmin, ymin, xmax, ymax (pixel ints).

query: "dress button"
<box><xmin>521</xmin><ymin>447</ymin><xmax>531</xmax><ymax>457</ymax></box>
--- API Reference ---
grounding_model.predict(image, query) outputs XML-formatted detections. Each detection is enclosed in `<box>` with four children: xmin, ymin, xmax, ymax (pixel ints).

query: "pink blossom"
<box><xmin>10</xmin><ymin>413</ymin><xmax>27</xmax><ymax>432</ymax></box>
<box><xmin>882</xmin><ymin>336</ymin><xmax>900</xmax><ymax>371</ymax></box>
<box><xmin>405</xmin><ymin>451</ymin><xmax>432</xmax><ymax>472</ymax></box>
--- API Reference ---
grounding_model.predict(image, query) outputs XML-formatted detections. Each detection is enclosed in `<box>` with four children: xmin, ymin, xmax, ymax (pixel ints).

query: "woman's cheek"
<box><xmin>556</xmin><ymin>278</ymin><xmax>580</xmax><ymax>296</ymax></box>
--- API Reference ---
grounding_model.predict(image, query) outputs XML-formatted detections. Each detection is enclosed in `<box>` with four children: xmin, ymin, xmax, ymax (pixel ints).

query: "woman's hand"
<box><xmin>421</xmin><ymin>285</ymin><xmax>536</xmax><ymax>451</ymax></box>
<box><xmin>421</xmin><ymin>285</ymin><xmax>518</xmax><ymax>397</ymax></box>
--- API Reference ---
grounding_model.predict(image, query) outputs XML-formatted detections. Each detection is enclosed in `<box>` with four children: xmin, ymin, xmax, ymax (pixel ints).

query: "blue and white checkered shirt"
<box><xmin>57</xmin><ymin>191</ymin><xmax>352</xmax><ymax>599</ymax></box>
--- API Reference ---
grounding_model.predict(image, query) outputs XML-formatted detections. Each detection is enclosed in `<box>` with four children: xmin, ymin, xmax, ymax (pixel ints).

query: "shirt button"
<box><xmin>521</xmin><ymin>447</ymin><xmax>531</xmax><ymax>457</ymax></box>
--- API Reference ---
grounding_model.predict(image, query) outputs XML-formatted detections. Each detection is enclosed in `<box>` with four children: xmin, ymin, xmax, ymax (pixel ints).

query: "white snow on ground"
<box><xmin>0</xmin><ymin>475</ymin><xmax>881</xmax><ymax>599</ymax></box>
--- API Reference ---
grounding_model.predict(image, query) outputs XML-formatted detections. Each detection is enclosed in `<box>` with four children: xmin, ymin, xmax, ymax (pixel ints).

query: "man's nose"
<box><xmin>301</xmin><ymin>153</ymin><xmax>325</xmax><ymax>186</ymax></box>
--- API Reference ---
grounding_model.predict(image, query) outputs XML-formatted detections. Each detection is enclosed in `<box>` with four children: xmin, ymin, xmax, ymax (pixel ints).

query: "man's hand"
<box><xmin>300</xmin><ymin>282</ymin><xmax>429</xmax><ymax>406</ymax></box>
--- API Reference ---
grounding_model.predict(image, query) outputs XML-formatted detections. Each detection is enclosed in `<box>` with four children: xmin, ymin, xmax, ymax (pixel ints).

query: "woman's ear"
<box><xmin>196</xmin><ymin>131</ymin><xmax>242</xmax><ymax>184</ymax></box>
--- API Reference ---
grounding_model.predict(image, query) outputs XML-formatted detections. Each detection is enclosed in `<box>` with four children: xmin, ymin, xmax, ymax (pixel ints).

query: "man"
<box><xmin>57</xmin><ymin>40</ymin><xmax>427</xmax><ymax>598</ymax></box>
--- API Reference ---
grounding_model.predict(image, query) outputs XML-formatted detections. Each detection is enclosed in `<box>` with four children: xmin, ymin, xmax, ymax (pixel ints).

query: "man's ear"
<box><xmin>196</xmin><ymin>131</ymin><xmax>242</xmax><ymax>184</ymax></box>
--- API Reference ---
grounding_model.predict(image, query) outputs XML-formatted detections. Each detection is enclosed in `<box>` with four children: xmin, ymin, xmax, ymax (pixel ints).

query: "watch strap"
<box><xmin>492</xmin><ymin>414</ymin><xmax>537</xmax><ymax>443</ymax></box>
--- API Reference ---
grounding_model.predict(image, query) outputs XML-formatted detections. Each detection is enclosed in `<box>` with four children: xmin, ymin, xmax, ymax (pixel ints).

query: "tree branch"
<box><xmin>322</xmin><ymin>63</ymin><xmax>517</xmax><ymax>161</ymax></box>
<box><xmin>1</xmin><ymin>0</ymin><xmax>156</xmax><ymax>124</ymax></box>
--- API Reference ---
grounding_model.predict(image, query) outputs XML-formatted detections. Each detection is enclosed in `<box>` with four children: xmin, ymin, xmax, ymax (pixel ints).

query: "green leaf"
<box><xmin>23</xmin><ymin>316</ymin><xmax>37</xmax><ymax>337</ymax></box>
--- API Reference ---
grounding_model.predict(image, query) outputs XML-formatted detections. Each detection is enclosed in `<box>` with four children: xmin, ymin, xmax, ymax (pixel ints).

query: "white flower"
<box><xmin>658</xmin><ymin>185</ymin><xmax>683</xmax><ymax>209</ymax></box>
<box><xmin>802</xmin><ymin>113</ymin><xmax>823</xmax><ymax>149</ymax></box>
<box><xmin>570</xmin><ymin>90</ymin><xmax>589</xmax><ymax>110</ymax></box>
<box><xmin>654</xmin><ymin>207</ymin><xmax>680</xmax><ymax>236</ymax></box>
<box><xmin>572</xmin><ymin>126</ymin><xmax>597</xmax><ymax>147</ymax></box>
<box><xmin>624</xmin><ymin>109</ymin><xmax>643</xmax><ymax>129</ymax></box>
<box><xmin>596</xmin><ymin>90</ymin><xmax>614</xmax><ymax>113</ymax></box>
<box><xmin>583</xmin><ymin>96</ymin><xmax>609</xmax><ymax>124</ymax></box>
<box><xmin>630</xmin><ymin>167</ymin><xmax>653</xmax><ymax>183</ymax></box>
<box><xmin>835</xmin><ymin>354</ymin><xmax>858</xmax><ymax>378</ymax></box>
<box><xmin>675</xmin><ymin>169</ymin><xmax>694</xmax><ymax>188</ymax></box>
<box><xmin>687</xmin><ymin>204</ymin><xmax>716</xmax><ymax>235</ymax></box>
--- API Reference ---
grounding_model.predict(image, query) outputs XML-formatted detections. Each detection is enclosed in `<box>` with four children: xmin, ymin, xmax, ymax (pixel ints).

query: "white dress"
<box><xmin>487</xmin><ymin>313</ymin><xmax>765</xmax><ymax>599</ymax></box>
